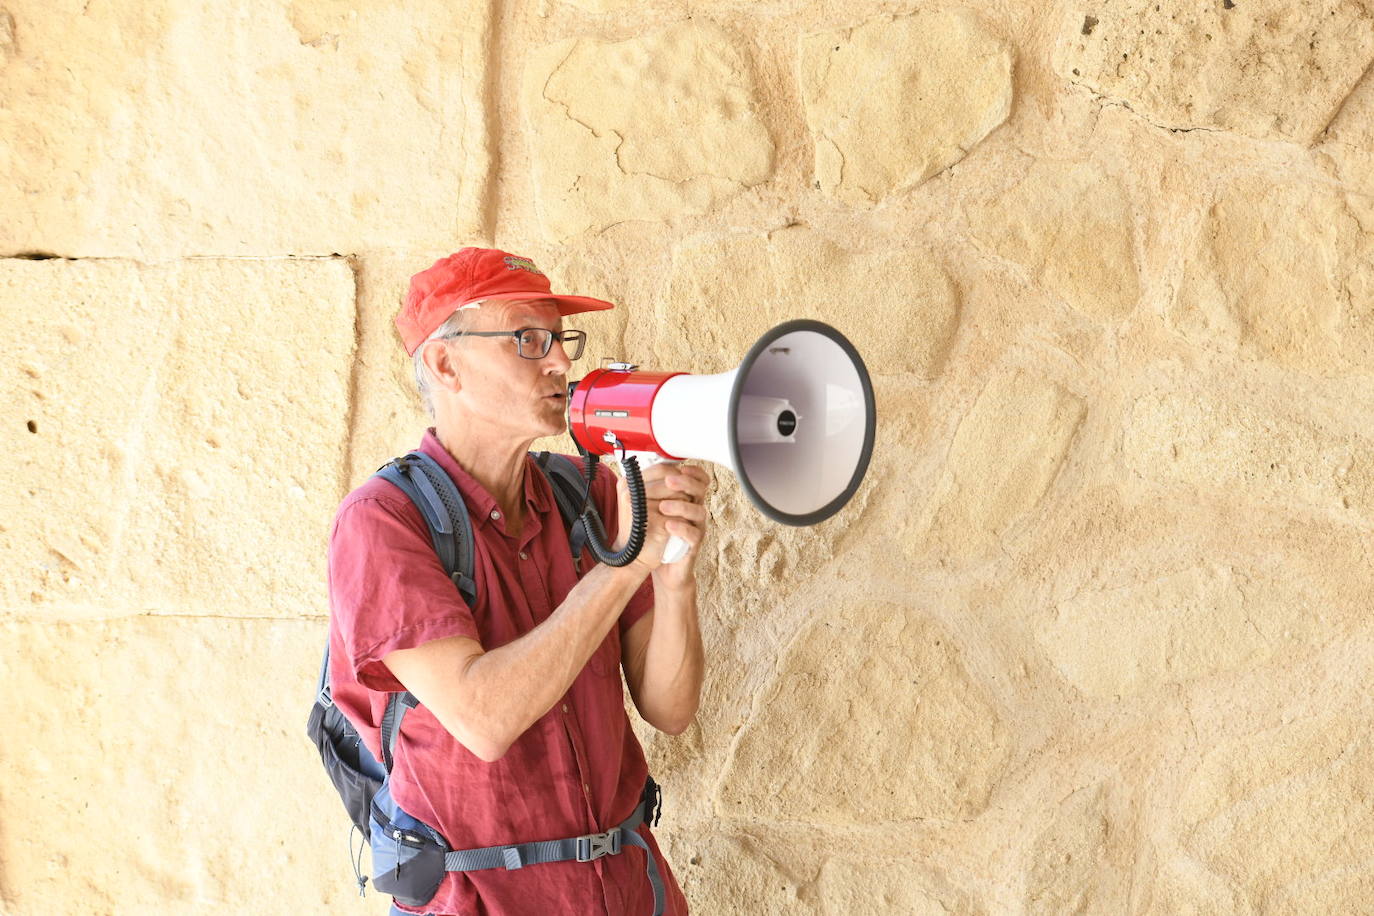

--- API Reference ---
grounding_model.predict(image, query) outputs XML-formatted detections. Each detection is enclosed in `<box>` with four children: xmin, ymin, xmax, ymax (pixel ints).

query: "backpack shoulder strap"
<box><xmin>375</xmin><ymin>451</ymin><xmax>478</xmax><ymax>607</ymax></box>
<box><xmin>532</xmin><ymin>451</ymin><xmax>591</xmax><ymax>563</ymax></box>
<box><xmin>367</xmin><ymin>451</ymin><xmax>476</xmax><ymax>771</ymax></box>
<box><xmin>378</xmin><ymin>691</ymin><xmax>420</xmax><ymax>772</ymax></box>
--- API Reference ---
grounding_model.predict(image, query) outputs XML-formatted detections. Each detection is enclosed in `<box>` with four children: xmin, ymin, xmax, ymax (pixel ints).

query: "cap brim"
<box><xmin>474</xmin><ymin>291</ymin><xmax>615</xmax><ymax>316</ymax></box>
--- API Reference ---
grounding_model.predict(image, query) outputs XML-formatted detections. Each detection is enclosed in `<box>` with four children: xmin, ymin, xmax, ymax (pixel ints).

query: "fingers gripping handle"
<box><xmin>624</xmin><ymin>451</ymin><xmax>691</xmax><ymax>565</ymax></box>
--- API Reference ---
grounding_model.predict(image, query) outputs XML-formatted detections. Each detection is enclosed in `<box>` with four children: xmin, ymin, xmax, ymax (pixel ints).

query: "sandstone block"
<box><xmin>800</xmin><ymin>10</ymin><xmax>1012</xmax><ymax>206</ymax></box>
<box><xmin>1053</xmin><ymin>0</ymin><xmax>1374</xmax><ymax>143</ymax></box>
<box><xmin>1142</xmin><ymin>860</ymin><xmax>1254</xmax><ymax>915</ymax></box>
<box><xmin>1036</xmin><ymin>563</ymin><xmax>1328</xmax><ymax>698</ymax></box>
<box><xmin>1169</xmin><ymin>177</ymin><xmax>1374</xmax><ymax>374</ymax></box>
<box><xmin>816</xmin><ymin>859</ymin><xmax>982</xmax><ymax>915</ymax></box>
<box><xmin>1026</xmin><ymin>786</ymin><xmax>1113</xmax><ymax>915</ymax></box>
<box><xmin>0</xmin><ymin>258</ymin><xmax>354</xmax><ymax>617</ymax></box>
<box><xmin>1318</xmin><ymin>69</ymin><xmax>1374</xmax><ymax>215</ymax></box>
<box><xmin>658</xmin><ymin>226</ymin><xmax>959</xmax><ymax>378</ymax></box>
<box><xmin>676</xmin><ymin>834</ymin><xmax>804</xmax><ymax>916</ymax></box>
<box><xmin>968</xmin><ymin>161</ymin><xmax>1139</xmax><ymax>320</ymax></box>
<box><xmin>0</xmin><ymin>616</ymin><xmax>359</xmax><ymax>915</ymax></box>
<box><xmin>1179</xmin><ymin>717</ymin><xmax>1374</xmax><ymax>912</ymax></box>
<box><xmin>0</xmin><ymin>0</ymin><xmax>490</xmax><ymax>257</ymax></box>
<box><xmin>1123</xmin><ymin>388</ymin><xmax>1372</xmax><ymax>525</ymax></box>
<box><xmin>559</xmin><ymin>0</ymin><xmax>672</xmax><ymax>11</ymax></box>
<box><xmin>717</xmin><ymin>601</ymin><xmax>1010</xmax><ymax>824</ymax></box>
<box><xmin>923</xmin><ymin>371</ymin><xmax>1085</xmax><ymax>560</ymax></box>
<box><xmin>524</xmin><ymin>21</ymin><xmax>774</xmax><ymax>241</ymax></box>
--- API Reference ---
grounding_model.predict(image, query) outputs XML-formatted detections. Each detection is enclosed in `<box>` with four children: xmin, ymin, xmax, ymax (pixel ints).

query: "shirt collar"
<box><xmin>418</xmin><ymin>429</ymin><xmax>553</xmax><ymax>529</ymax></box>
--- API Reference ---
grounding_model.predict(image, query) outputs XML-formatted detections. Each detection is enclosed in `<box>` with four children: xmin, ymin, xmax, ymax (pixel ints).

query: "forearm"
<box><xmin>394</xmin><ymin>561</ymin><xmax>648</xmax><ymax>761</ymax></box>
<box><xmin>467</xmin><ymin>563</ymin><xmax>647</xmax><ymax>750</ymax></box>
<box><xmin>630</xmin><ymin>579</ymin><xmax>704</xmax><ymax>735</ymax></box>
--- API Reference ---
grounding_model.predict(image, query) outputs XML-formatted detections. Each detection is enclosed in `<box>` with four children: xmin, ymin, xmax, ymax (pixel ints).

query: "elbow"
<box><xmin>654</xmin><ymin>710</ymin><xmax>697</xmax><ymax>737</ymax></box>
<box><xmin>456</xmin><ymin>728</ymin><xmax>513</xmax><ymax>763</ymax></box>
<box><xmin>433</xmin><ymin>711</ymin><xmax>513</xmax><ymax>762</ymax></box>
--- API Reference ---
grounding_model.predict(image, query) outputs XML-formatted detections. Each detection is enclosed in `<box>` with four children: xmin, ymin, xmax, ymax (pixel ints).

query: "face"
<box><xmin>442</xmin><ymin>299</ymin><xmax>574</xmax><ymax>441</ymax></box>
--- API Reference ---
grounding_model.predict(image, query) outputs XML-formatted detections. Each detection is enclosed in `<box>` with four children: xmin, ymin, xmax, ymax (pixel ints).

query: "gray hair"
<box><xmin>413</xmin><ymin>307</ymin><xmax>480</xmax><ymax>418</ymax></box>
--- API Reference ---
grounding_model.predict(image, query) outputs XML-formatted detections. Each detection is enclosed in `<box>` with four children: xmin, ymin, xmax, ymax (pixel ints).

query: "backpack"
<box><xmin>306</xmin><ymin>449</ymin><xmax>593</xmax><ymax>897</ymax></box>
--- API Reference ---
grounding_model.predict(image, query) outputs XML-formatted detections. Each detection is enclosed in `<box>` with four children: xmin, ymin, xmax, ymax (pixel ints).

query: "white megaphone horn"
<box><xmin>567</xmin><ymin>320</ymin><xmax>876</xmax><ymax>564</ymax></box>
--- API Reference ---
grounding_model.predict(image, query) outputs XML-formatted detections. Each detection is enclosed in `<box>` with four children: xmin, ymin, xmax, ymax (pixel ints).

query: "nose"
<box><xmin>542</xmin><ymin>338</ymin><xmax>573</xmax><ymax>374</ymax></box>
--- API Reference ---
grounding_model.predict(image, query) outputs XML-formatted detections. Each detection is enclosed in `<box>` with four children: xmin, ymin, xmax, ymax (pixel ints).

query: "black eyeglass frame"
<box><xmin>444</xmin><ymin>327</ymin><xmax>587</xmax><ymax>360</ymax></box>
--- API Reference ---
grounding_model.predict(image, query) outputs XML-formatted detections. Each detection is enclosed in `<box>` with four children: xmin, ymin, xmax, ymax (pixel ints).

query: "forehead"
<box><xmin>477</xmin><ymin>298</ymin><xmax>562</xmax><ymax>327</ymax></box>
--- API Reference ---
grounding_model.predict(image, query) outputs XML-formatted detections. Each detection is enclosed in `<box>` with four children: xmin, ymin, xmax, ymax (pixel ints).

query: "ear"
<box><xmin>419</xmin><ymin>338</ymin><xmax>464</xmax><ymax>395</ymax></box>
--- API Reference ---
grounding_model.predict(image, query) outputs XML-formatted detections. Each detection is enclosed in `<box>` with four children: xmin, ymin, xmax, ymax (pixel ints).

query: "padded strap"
<box><xmin>534</xmin><ymin>452</ymin><xmax>592</xmax><ymax>564</ymax></box>
<box><xmin>378</xmin><ymin>691</ymin><xmax>420</xmax><ymax>773</ymax></box>
<box><xmin>368</xmin><ymin>453</ymin><xmax>476</xmax><ymax>773</ymax></box>
<box><xmin>376</xmin><ymin>453</ymin><xmax>477</xmax><ymax>606</ymax></box>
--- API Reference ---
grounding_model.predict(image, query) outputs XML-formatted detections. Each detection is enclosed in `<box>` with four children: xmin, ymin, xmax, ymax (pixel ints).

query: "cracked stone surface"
<box><xmin>0</xmin><ymin>616</ymin><xmax>353</xmax><ymax>915</ymax></box>
<box><xmin>799</xmin><ymin>9</ymin><xmax>1013</xmax><ymax>206</ymax></box>
<box><xmin>0</xmin><ymin>258</ymin><xmax>354</xmax><ymax>618</ymax></box>
<box><xmin>0</xmin><ymin>8</ymin><xmax>15</xmax><ymax>65</ymax></box>
<box><xmin>1036</xmin><ymin>563</ymin><xmax>1330</xmax><ymax>698</ymax></box>
<box><xmin>1123</xmin><ymin>386</ymin><xmax>1374</xmax><ymax>526</ymax></box>
<box><xmin>1179</xmin><ymin>717</ymin><xmax>1374</xmax><ymax>912</ymax></box>
<box><xmin>1169</xmin><ymin>177</ymin><xmax>1374</xmax><ymax>374</ymax></box>
<box><xmin>1318</xmin><ymin>68</ymin><xmax>1374</xmax><ymax>218</ymax></box>
<box><xmin>816</xmin><ymin>860</ymin><xmax>982</xmax><ymax>915</ymax></box>
<box><xmin>657</xmin><ymin>225</ymin><xmax>960</xmax><ymax>377</ymax></box>
<box><xmin>917</xmin><ymin>371</ymin><xmax>1086</xmax><ymax>561</ymax></box>
<box><xmin>1053</xmin><ymin>0</ymin><xmax>1374</xmax><ymax>143</ymax></box>
<box><xmin>673</xmin><ymin>834</ymin><xmax>804</xmax><ymax>916</ymax></box>
<box><xmin>1026</xmin><ymin>786</ymin><xmax>1117</xmax><ymax>915</ymax></box>
<box><xmin>560</xmin><ymin>0</ymin><xmax>675</xmax><ymax>11</ymax></box>
<box><xmin>523</xmin><ymin>20</ymin><xmax>774</xmax><ymax>240</ymax></box>
<box><xmin>717</xmin><ymin>600</ymin><xmax>1010</xmax><ymax>824</ymax></box>
<box><xmin>0</xmin><ymin>0</ymin><xmax>490</xmax><ymax>257</ymax></box>
<box><xmin>967</xmin><ymin>160</ymin><xmax>1139</xmax><ymax>320</ymax></box>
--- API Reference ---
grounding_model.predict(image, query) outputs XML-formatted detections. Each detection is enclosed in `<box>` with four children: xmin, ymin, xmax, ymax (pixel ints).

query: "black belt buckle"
<box><xmin>576</xmin><ymin>828</ymin><xmax>622</xmax><ymax>862</ymax></box>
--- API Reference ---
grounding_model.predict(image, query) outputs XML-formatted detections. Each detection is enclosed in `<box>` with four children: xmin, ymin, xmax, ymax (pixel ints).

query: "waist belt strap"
<box><xmin>440</xmin><ymin>783</ymin><xmax>666</xmax><ymax>916</ymax></box>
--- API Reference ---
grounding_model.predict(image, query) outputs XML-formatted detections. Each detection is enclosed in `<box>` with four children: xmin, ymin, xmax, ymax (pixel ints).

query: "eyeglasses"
<box><xmin>446</xmin><ymin>327</ymin><xmax>587</xmax><ymax>360</ymax></box>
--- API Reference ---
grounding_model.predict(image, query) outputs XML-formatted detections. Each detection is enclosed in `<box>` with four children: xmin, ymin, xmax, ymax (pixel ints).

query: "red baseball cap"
<box><xmin>397</xmin><ymin>248</ymin><xmax>615</xmax><ymax>355</ymax></box>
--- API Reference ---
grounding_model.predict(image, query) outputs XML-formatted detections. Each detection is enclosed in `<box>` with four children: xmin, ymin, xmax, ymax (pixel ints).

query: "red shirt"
<box><xmin>327</xmin><ymin>430</ymin><xmax>687</xmax><ymax>916</ymax></box>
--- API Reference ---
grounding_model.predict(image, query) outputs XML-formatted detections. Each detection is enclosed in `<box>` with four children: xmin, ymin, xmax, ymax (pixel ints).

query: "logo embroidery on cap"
<box><xmin>503</xmin><ymin>256</ymin><xmax>545</xmax><ymax>276</ymax></box>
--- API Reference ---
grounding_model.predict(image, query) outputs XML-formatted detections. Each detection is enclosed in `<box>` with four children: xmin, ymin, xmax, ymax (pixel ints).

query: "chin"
<box><xmin>536</xmin><ymin>414</ymin><xmax>568</xmax><ymax>438</ymax></box>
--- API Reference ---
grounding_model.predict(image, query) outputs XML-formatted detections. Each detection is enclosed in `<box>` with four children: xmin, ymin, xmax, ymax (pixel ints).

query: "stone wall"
<box><xmin>2</xmin><ymin>1</ymin><xmax>1372</xmax><ymax>913</ymax></box>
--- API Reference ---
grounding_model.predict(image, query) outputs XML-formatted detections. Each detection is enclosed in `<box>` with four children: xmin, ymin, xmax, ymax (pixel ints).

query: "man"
<box><xmin>327</xmin><ymin>248</ymin><xmax>708</xmax><ymax>915</ymax></box>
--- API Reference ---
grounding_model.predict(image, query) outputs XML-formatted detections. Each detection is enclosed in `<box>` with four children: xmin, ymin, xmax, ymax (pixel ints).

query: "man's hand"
<box><xmin>614</xmin><ymin>460</ymin><xmax>712</xmax><ymax>588</ymax></box>
<box><xmin>616</xmin><ymin>460</ymin><xmax>711</xmax><ymax>735</ymax></box>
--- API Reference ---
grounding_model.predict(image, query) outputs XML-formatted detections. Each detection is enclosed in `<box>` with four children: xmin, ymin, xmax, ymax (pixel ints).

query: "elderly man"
<box><xmin>327</xmin><ymin>248</ymin><xmax>708</xmax><ymax>916</ymax></box>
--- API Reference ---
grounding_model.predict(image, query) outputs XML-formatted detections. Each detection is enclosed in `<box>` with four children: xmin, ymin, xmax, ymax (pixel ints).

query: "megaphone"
<box><xmin>566</xmin><ymin>319</ymin><xmax>876</xmax><ymax>564</ymax></box>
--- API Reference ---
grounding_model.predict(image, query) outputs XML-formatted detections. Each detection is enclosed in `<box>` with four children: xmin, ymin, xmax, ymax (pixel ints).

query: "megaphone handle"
<box><xmin>623</xmin><ymin>451</ymin><xmax>691</xmax><ymax>565</ymax></box>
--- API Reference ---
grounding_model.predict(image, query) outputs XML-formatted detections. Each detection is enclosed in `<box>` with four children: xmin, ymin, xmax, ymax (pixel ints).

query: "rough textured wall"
<box><xmin>2</xmin><ymin>0</ymin><xmax>1372</xmax><ymax>913</ymax></box>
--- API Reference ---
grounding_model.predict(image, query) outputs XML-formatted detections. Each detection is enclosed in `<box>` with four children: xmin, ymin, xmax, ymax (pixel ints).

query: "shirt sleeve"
<box><xmin>587</xmin><ymin>460</ymin><xmax>656</xmax><ymax>637</ymax></box>
<box><xmin>327</xmin><ymin>491</ymin><xmax>481</xmax><ymax>692</ymax></box>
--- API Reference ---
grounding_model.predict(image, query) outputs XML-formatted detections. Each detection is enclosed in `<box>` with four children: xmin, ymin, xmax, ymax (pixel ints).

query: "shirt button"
<box><xmin>562</xmin><ymin>704</ymin><xmax>569</xmax><ymax>714</ymax></box>
<box><xmin>584</xmin><ymin>783</ymin><xmax>591</xmax><ymax>794</ymax></box>
<box><xmin>519</xmin><ymin>551</ymin><xmax>528</xmax><ymax>560</ymax></box>
<box><xmin>490</xmin><ymin>509</ymin><xmax>501</xmax><ymax>520</ymax></box>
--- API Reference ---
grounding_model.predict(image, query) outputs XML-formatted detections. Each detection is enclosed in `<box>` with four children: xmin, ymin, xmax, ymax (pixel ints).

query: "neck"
<box><xmin>433</xmin><ymin>420</ymin><xmax>532</xmax><ymax>529</ymax></box>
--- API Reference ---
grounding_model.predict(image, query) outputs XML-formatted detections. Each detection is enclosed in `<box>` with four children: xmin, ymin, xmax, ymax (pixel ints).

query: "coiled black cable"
<box><xmin>576</xmin><ymin>449</ymin><xmax>647</xmax><ymax>567</ymax></box>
